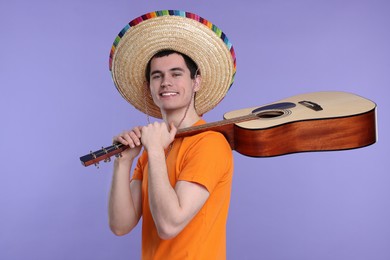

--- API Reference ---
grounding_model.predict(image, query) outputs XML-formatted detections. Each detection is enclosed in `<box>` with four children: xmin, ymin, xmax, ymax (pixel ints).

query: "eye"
<box><xmin>172</xmin><ymin>72</ymin><xmax>182</xmax><ymax>78</ymax></box>
<box><xmin>151</xmin><ymin>74</ymin><xmax>162</xmax><ymax>80</ymax></box>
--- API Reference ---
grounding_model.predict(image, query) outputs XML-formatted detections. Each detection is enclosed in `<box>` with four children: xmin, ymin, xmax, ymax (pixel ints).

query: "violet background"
<box><xmin>1</xmin><ymin>0</ymin><xmax>389</xmax><ymax>259</ymax></box>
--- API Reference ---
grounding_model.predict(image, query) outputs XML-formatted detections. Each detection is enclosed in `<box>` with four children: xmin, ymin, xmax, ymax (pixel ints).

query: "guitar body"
<box><xmin>223</xmin><ymin>91</ymin><xmax>377</xmax><ymax>157</ymax></box>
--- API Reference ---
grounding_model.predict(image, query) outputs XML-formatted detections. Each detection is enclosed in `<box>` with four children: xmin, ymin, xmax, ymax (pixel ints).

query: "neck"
<box><xmin>162</xmin><ymin>107</ymin><xmax>201</xmax><ymax>129</ymax></box>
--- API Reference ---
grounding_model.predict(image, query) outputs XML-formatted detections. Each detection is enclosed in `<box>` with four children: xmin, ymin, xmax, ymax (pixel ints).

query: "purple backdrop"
<box><xmin>1</xmin><ymin>0</ymin><xmax>389</xmax><ymax>259</ymax></box>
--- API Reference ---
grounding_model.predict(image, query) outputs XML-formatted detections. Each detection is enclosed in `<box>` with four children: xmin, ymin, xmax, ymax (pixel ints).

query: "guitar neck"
<box><xmin>176</xmin><ymin>113</ymin><xmax>258</xmax><ymax>145</ymax></box>
<box><xmin>80</xmin><ymin>113</ymin><xmax>258</xmax><ymax>167</ymax></box>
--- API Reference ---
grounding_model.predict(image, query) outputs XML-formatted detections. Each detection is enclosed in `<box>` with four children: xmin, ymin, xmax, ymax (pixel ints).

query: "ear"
<box><xmin>193</xmin><ymin>75</ymin><xmax>201</xmax><ymax>92</ymax></box>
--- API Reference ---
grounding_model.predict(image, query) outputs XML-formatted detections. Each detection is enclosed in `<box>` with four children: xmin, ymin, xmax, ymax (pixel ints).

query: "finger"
<box><xmin>119</xmin><ymin>132</ymin><xmax>138</xmax><ymax>149</ymax></box>
<box><xmin>169</xmin><ymin>122</ymin><xmax>177</xmax><ymax>137</ymax></box>
<box><xmin>133</xmin><ymin>126</ymin><xmax>142</xmax><ymax>138</ymax></box>
<box><xmin>128</xmin><ymin>131</ymin><xmax>141</xmax><ymax>146</ymax></box>
<box><xmin>113</xmin><ymin>134</ymin><xmax>129</xmax><ymax>146</ymax></box>
<box><xmin>116</xmin><ymin>130</ymin><xmax>137</xmax><ymax>147</ymax></box>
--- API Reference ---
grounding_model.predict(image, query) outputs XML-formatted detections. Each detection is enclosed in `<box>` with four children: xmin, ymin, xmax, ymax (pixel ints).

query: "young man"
<box><xmin>107</xmin><ymin>11</ymin><xmax>237</xmax><ymax>259</ymax></box>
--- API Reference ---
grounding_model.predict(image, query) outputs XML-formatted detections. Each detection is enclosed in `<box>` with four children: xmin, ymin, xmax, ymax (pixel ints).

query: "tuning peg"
<box><xmin>104</xmin><ymin>157</ymin><xmax>111</xmax><ymax>163</ymax></box>
<box><xmin>115</xmin><ymin>153</ymin><xmax>122</xmax><ymax>158</ymax></box>
<box><xmin>90</xmin><ymin>151</ymin><xmax>100</xmax><ymax>168</ymax></box>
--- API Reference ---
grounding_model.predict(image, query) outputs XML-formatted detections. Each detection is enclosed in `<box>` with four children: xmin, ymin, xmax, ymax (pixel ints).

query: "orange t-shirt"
<box><xmin>132</xmin><ymin>120</ymin><xmax>234</xmax><ymax>259</ymax></box>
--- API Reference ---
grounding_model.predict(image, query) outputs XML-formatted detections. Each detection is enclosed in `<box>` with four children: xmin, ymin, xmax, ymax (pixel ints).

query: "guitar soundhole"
<box><xmin>256</xmin><ymin>110</ymin><xmax>289</xmax><ymax>119</ymax></box>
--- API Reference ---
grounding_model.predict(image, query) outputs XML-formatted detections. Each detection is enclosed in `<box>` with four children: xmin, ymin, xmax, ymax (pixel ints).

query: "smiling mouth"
<box><xmin>160</xmin><ymin>92</ymin><xmax>179</xmax><ymax>97</ymax></box>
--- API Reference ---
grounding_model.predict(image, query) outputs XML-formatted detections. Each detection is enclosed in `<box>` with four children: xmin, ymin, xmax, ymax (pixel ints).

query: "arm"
<box><xmin>147</xmin><ymin>149</ymin><xmax>209</xmax><ymax>240</ymax></box>
<box><xmin>108</xmin><ymin>128</ymin><xmax>143</xmax><ymax>236</ymax></box>
<box><xmin>141</xmin><ymin>122</ymin><xmax>210</xmax><ymax>240</ymax></box>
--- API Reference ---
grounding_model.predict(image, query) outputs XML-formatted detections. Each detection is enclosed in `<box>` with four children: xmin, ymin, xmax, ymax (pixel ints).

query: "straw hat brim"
<box><xmin>110</xmin><ymin>10</ymin><xmax>236</xmax><ymax>118</ymax></box>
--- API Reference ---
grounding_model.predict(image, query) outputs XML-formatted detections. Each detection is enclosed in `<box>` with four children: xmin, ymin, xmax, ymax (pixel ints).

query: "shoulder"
<box><xmin>180</xmin><ymin>131</ymin><xmax>233</xmax><ymax>168</ymax></box>
<box><xmin>183</xmin><ymin>131</ymin><xmax>231</xmax><ymax>153</ymax></box>
<box><xmin>178</xmin><ymin>131</ymin><xmax>233</xmax><ymax>191</ymax></box>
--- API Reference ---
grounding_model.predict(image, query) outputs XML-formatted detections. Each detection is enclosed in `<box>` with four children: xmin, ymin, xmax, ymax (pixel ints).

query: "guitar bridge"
<box><xmin>298</xmin><ymin>100</ymin><xmax>323</xmax><ymax>111</ymax></box>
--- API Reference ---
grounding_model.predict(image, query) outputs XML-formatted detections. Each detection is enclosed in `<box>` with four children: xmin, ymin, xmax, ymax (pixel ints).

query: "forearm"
<box><xmin>108</xmin><ymin>158</ymin><xmax>140</xmax><ymax>236</ymax></box>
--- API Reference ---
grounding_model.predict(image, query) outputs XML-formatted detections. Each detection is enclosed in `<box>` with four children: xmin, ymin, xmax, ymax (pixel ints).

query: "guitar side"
<box><xmin>224</xmin><ymin>91</ymin><xmax>377</xmax><ymax>157</ymax></box>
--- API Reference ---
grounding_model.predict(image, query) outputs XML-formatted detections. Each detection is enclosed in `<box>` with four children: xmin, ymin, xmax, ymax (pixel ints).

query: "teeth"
<box><xmin>161</xmin><ymin>92</ymin><xmax>178</xmax><ymax>96</ymax></box>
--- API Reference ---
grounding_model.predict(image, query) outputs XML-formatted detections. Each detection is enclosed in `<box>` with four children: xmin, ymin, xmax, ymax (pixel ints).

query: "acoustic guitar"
<box><xmin>80</xmin><ymin>91</ymin><xmax>377</xmax><ymax>167</ymax></box>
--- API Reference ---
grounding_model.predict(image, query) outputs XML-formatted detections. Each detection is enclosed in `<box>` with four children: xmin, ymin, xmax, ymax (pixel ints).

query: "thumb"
<box><xmin>169</xmin><ymin>122</ymin><xmax>177</xmax><ymax>138</ymax></box>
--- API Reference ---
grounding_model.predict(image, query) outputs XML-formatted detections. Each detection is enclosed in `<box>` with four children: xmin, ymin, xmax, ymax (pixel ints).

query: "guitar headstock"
<box><xmin>80</xmin><ymin>143</ymin><xmax>128</xmax><ymax>167</ymax></box>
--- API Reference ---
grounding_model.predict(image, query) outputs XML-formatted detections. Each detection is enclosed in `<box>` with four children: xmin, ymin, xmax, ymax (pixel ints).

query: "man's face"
<box><xmin>148</xmin><ymin>53</ymin><xmax>200</xmax><ymax>114</ymax></box>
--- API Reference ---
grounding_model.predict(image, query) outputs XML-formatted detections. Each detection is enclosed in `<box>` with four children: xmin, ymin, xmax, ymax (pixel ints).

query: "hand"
<box><xmin>141</xmin><ymin>122</ymin><xmax>177</xmax><ymax>153</ymax></box>
<box><xmin>113</xmin><ymin>126</ymin><xmax>143</xmax><ymax>161</ymax></box>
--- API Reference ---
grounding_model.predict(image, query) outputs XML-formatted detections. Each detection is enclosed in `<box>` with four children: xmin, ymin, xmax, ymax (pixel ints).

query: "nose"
<box><xmin>161</xmin><ymin>77</ymin><xmax>172</xmax><ymax>88</ymax></box>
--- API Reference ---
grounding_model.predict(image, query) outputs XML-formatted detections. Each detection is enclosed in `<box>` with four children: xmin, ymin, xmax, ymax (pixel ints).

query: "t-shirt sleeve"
<box><xmin>177</xmin><ymin>132</ymin><xmax>233</xmax><ymax>193</ymax></box>
<box><xmin>132</xmin><ymin>151</ymin><xmax>148</xmax><ymax>181</ymax></box>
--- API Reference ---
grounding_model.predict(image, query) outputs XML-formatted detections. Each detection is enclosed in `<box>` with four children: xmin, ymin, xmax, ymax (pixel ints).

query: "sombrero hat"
<box><xmin>109</xmin><ymin>10</ymin><xmax>236</xmax><ymax>118</ymax></box>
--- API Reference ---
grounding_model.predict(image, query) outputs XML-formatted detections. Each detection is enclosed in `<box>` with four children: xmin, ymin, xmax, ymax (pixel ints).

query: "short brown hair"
<box><xmin>145</xmin><ymin>50</ymin><xmax>199</xmax><ymax>83</ymax></box>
